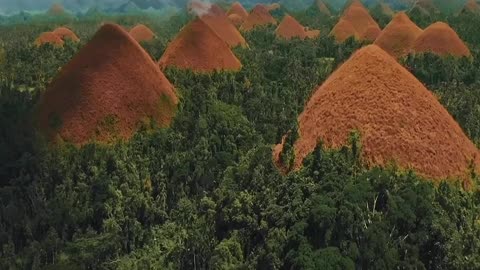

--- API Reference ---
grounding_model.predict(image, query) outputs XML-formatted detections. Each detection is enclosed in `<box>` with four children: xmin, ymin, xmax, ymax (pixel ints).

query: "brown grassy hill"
<box><xmin>227</xmin><ymin>2</ymin><xmax>248</xmax><ymax>20</ymax></box>
<box><xmin>35</xmin><ymin>32</ymin><xmax>64</xmax><ymax>47</ymax></box>
<box><xmin>306</xmin><ymin>29</ymin><xmax>321</xmax><ymax>38</ymax></box>
<box><xmin>129</xmin><ymin>24</ymin><xmax>155</xmax><ymax>43</ymax></box>
<box><xmin>316</xmin><ymin>0</ymin><xmax>331</xmax><ymax>16</ymax></box>
<box><xmin>362</xmin><ymin>25</ymin><xmax>381</xmax><ymax>41</ymax></box>
<box><xmin>48</xmin><ymin>4</ymin><xmax>65</xmax><ymax>16</ymax></box>
<box><xmin>53</xmin><ymin>27</ymin><xmax>80</xmax><ymax>42</ymax></box>
<box><xmin>267</xmin><ymin>3</ymin><xmax>281</xmax><ymax>11</ymax></box>
<box><xmin>330</xmin><ymin>19</ymin><xmax>359</xmax><ymax>42</ymax></box>
<box><xmin>159</xmin><ymin>19</ymin><xmax>242</xmax><ymax>73</ymax></box>
<box><xmin>411</xmin><ymin>22</ymin><xmax>471</xmax><ymax>57</ymax></box>
<box><xmin>374</xmin><ymin>12</ymin><xmax>423</xmax><ymax>58</ymax></box>
<box><xmin>381</xmin><ymin>3</ymin><xmax>395</xmax><ymax>17</ymax></box>
<box><xmin>274</xmin><ymin>45</ymin><xmax>479</xmax><ymax>186</ymax></box>
<box><xmin>275</xmin><ymin>15</ymin><xmax>307</xmax><ymax>40</ymax></box>
<box><xmin>37</xmin><ymin>23</ymin><xmax>178</xmax><ymax>145</ymax></box>
<box><xmin>228</xmin><ymin>14</ymin><xmax>244</xmax><ymax>27</ymax></box>
<box><xmin>200</xmin><ymin>4</ymin><xmax>246</xmax><ymax>47</ymax></box>
<box><xmin>241</xmin><ymin>4</ymin><xmax>277</xmax><ymax>31</ymax></box>
<box><xmin>342</xmin><ymin>0</ymin><xmax>381</xmax><ymax>40</ymax></box>
<box><xmin>462</xmin><ymin>0</ymin><xmax>480</xmax><ymax>14</ymax></box>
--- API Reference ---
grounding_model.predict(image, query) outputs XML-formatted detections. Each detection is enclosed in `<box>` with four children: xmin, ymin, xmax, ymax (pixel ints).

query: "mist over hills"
<box><xmin>0</xmin><ymin>0</ymin><xmax>471</xmax><ymax>15</ymax></box>
<box><xmin>0</xmin><ymin>0</ymin><xmax>180</xmax><ymax>14</ymax></box>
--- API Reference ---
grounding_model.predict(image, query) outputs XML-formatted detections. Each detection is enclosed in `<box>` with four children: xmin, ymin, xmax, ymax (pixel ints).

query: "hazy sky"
<box><xmin>0</xmin><ymin>0</ymin><xmax>470</xmax><ymax>15</ymax></box>
<box><xmin>0</xmin><ymin>0</ymin><xmax>147</xmax><ymax>13</ymax></box>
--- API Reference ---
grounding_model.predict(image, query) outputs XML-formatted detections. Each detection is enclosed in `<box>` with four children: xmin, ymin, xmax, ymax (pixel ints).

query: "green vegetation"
<box><xmin>1</xmin><ymin>5</ymin><xmax>480</xmax><ymax>270</ymax></box>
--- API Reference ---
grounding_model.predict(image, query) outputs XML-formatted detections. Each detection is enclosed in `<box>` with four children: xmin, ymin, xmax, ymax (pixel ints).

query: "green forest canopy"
<box><xmin>1</xmin><ymin>2</ymin><xmax>480</xmax><ymax>270</ymax></box>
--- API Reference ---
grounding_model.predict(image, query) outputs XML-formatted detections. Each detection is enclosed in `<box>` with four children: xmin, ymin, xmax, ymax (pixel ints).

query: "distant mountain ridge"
<box><xmin>0</xmin><ymin>0</ymin><xmax>471</xmax><ymax>15</ymax></box>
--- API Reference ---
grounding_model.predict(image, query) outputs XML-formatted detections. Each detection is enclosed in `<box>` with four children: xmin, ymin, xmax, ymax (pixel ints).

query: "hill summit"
<box><xmin>53</xmin><ymin>27</ymin><xmax>80</xmax><ymax>42</ymax></box>
<box><xmin>331</xmin><ymin>0</ymin><xmax>380</xmax><ymax>42</ymax></box>
<box><xmin>374</xmin><ymin>12</ymin><xmax>423</xmax><ymax>58</ymax></box>
<box><xmin>380</xmin><ymin>3</ymin><xmax>394</xmax><ymax>17</ymax></box>
<box><xmin>275</xmin><ymin>15</ymin><xmax>319</xmax><ymax>40</ymax></box>
<box><xmin>159</xmin><ymin>19</ymin><xmax>242</xmax><ymax>73</ymax></box>
<box><xmin>274</xmin><ymin>45</ymin><xmax>479</xmax><ymax>185</ymax></box>
<box><xmin>330</xmin><ymin>19</ymin><xmax>358</xmax><ymax>42</ymax></box>
<box><xmin>200</xmin><ymin>4</ymin><xmax>247</xmax><ymax>48</ymax></box>
<box><xmin>462</xmin><ymin>0</ymin><xmax>480</xmax><ymax>14</ymax></box>
<box><xmin>37</xmin><ymin>23</ymin><xmax>178</xmax><ymax>145</ymax></box>
<box><xmin>227</xmin><ymin>1</ymin><xmax>248</xmax><ymax>20</ymax></box>
<box><xmin>241</xmin><ymin>4</ymin><xmax>277</xmax><ymax>31</ymax></box>
<box><xmin>48</xmin><ymin>3</ymin><xmax>66</xmax><ymax>16</ymax></box>
<box><xmin>276</xmin><ymin>15</ymin><xmax>305</xmax><ymax>40</ymax></box>
<box><xmin>129</xmin><ymin>24</ymin><xmax>155</xmax><ymax>43</ymax></box>
<box><xmin>411</xmin><ymin>22</ymin><xmax>471</xmax><ymax>57</ymax></box>
<box><xmin>316</xmin><ymin>0</ymin><xmax>331</xmax><ymax>16</ymax></box>
<box><xmin>228</xmin><ymin>14</ymin><xmax>244</xmax><ymax>27</ymax></box>
<box><xmin>35</xmin><ymin>32</ymin><xmax>64</xmax><ymax>47</ymax></box>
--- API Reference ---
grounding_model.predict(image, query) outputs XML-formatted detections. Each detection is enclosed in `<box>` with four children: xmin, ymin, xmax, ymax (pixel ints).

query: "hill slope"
<box><xmin>37</xmin><ymin>24</ymin><xmax>178</xmax><ymax>145</ymax></box>
<box><xmin>275</xmin><ymin>45</ymin><xmax>479</xmax><ymax>184</ymax></box>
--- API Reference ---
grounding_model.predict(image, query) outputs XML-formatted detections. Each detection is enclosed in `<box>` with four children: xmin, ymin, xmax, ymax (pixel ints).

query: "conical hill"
<box><xmin>380</xmin><ymin>3</ymin><xmax>394</xmax><ymax>17</ymax></box>
<box><xmin>37</xmin><ymin>24</ymin><xmax>178</xmax><ymax>145</ymax></box>
<box><xmin>462</xmin><ymin>0</ymin><xmax>480</xmax><ymax>14</ymax></box>
<box><xmin>275</xmin><ymin>45</ymin><xmax>479</xmax><ymax>184</ymax></box>
<box><xmin>374</xmin><ymin>12</ymin><xmax>423</xmax><ymax>58</ymax></box>
<box><xmin>48</xmin><ymin>3</ymin><xmax>66</xmax><ymax>16</ymax></box>
<box><xmin>275</xmin><ymin>15</ymin><xmax>307</xmax><ymax>40</ymax></box>
<box><xmin>227</xmin><ymin>1</ymin><xmax>248</xmax><ymax>19</ymax></box>
<box><xmin>267</xmin><ymin>3</ymin><xmax>281</xmax><ymax>11</ymax></box>
<box><xmin>411</xmin><ymin>22</ymin><xmax>471</xmax><ymax>57</ymax></box>
<box><xmin>228</xmin><ymin>14</ymin><xmax>244</xmax><ymax>27</ymax></box>
<box><xmin>342</xmin><ymin>0</ymin><xmax>381</xmax><ymax>41</ymax></box>
<box><xmin>241</xmin><ymin>4</ymin><xmax>277</xmax><ymax>31</ymax></box>
<box><xmin>129</xmin><ymin>24</ymin><xmax>155</xmax><ymax>43</ymax></box>
<box><xmin>158</xmin><ymin>19</ymin><xmax>242</xmax><ymax>73</ymax></box>
<box><xmin>316</xmin><ymin>0</ymin><xmax>331</xmax><ymax>16</ymax></box>
<box><xmin>35</xmin><ymin>32</ymin><xmax>64</xmax><ymax>47</ymax></box>
<box><xmin>330</xmin><ymin>19</ymin><xmax>359</xmax><ymax>42</ymax></box>
<box><xmin>200</xmin><ymin>4</ymin><xmax>246</xmax><ymax>48</ymax></box>
<box><xmin>331</xmin><ymin>0</ymin><xmax>380</xmax><ymax>42</ymax></box>
<box><xmin>53</xmin><ymin>27</ymin><xmax>80</xmax><ymax>42</ymax></box>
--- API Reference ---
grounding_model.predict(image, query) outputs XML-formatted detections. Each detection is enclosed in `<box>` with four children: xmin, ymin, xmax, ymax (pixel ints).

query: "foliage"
<box><xmin>1</xmin><ymin>7</ymin><xmax>480</xmax><ymax>270</ymax></box>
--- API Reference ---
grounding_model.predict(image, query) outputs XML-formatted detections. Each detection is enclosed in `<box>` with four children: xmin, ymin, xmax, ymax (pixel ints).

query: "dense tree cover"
<box><xmin>1</xmin><ymin>7</ymin><xmax>480</xmax><ymax>270</ymax></box>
